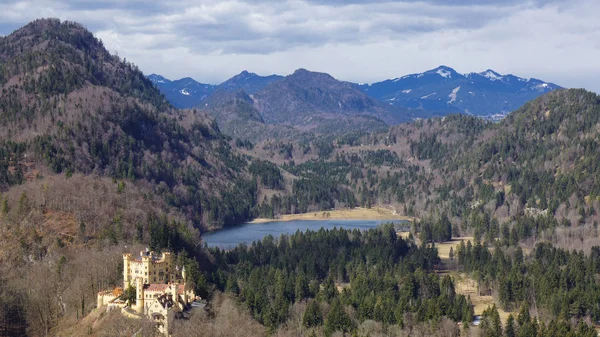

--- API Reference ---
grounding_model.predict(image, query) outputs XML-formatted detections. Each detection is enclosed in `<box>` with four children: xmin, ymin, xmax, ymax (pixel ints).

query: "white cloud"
<box><xmin>0</xmin><ymin>0</ymin><xmax>598</xmax><ymax>92</ymax></box>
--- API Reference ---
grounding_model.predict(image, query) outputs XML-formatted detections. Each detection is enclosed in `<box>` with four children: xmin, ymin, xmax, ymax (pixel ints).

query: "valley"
<box><xmin>0</xmin><ymin>17</ymin><xmax>598</xmax><ymax>337</ymax></box>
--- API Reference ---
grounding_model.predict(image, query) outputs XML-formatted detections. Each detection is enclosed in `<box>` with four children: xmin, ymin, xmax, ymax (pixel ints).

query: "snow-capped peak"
<box><xmin>436</xmin><ymin>68</ymin><xmax>452</xmax><ymax>78</ymax></box>
<box><xmin>479</xmin><ymin>70</ymin><xmax>503</xmax><ymax>81</ymax></box>
<box><xmin>148</xmin><ymin>74</ymin><xmax>169</xmax><ymax>84</ymax></box>
<box><xmin>532</xmin><ymin>82</ymin><xmax>551</xmax><ymax>90</ymax></box>
<box><xmin>428</xmin><ymin>66</ymin><xmax>455</xmax><ymax>79</ymax></box>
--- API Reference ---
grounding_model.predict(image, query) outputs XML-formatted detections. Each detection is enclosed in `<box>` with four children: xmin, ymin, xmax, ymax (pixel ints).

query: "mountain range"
<box><xmin>170</xmin><ymin>69</ymin><xmax>407</xmax><ymax>141</ymax></box>
<box><xmin>150</xmin><ymin>65</ymin><xmax>561</xmax><ymax>124</ymax></box>
<box><xmin>148</xmin><ymin>70</ymin><xmax>284</xmax><ymax>109</ymax></box>
<box><xmin>356</xmin><ymin>65</ymin><xmax>561</xmax><ymax>119</ymax></box>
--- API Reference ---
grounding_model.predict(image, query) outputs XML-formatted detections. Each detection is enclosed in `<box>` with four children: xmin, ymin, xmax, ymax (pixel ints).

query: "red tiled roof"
<box><xmin>145</xmin><ymin>284</ymin><xmax>169</xmax><ymax>292</ymax></box>
<box><xmin>143</xmin><ymin>283</ymin><xmax>186</xmax><ymax>294</ymax></box>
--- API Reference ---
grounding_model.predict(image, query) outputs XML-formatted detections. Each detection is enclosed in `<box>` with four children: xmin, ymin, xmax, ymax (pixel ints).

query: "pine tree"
<box><xmin>324</xmin><ymin>299</ymin><xmax>354</xmax><ymax>337</ymax></box>
<box><xmin>303</xmin><ymin>300</ymin><xmax>323</xmax><ymax>328</ymax></box>
<box><xmin>295</xmin><ymin>273</ymin><xmax>309</xmax><ymax>301</ymax></box>
<box><xmin>225</xmin><ymin>274</ymin><xmax>239</xmax><ymax>295</ymax></box>
<box><xmin>321</xmin><ymin>276</ymin><xmax>337</xmax><ymax>302</ymax></box>
<box><xmin>505</xmin><ymin>314</ymin><xmax>516</xmax><ymax>337</ymax></box>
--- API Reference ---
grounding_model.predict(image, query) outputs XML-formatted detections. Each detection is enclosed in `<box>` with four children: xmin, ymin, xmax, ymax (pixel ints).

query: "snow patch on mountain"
<box><xmin>533</xmin><ymin>83</ymin><xmax>550</xmax><ymax>90</ymax></box>
<box><xmin>448</xmin><ymin>86</ymin><xmax>460</xmax><ymax>103</ymax></box>
<box><xmin>480</xmin><ymin>70</ymin><xmax>503</xmax><ymax>81</ymax></box>
<box><xmin>180</xmin><ymin>88</ymin><xmax>190</xmax><ymax>96</ymax></box>
<box><xmin>402</xmin><ymin>89</ymin><xmax>412</xmax><ymax>94</ymax></box>
<box><xmin>436</xmin><ymin>69</ymin><xmax>452</xmax><ymax>78</ymax></box>
<box><xmin>421</xmin><ymin>92</ymin><xmax>436</xmax><ymax>99</ymax></box>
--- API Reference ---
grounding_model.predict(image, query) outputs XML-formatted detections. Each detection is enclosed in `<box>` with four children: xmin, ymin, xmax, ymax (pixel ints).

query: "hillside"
<box><xmin>0</xmin><ymin>18</ymin><xmax>261</xmax><ymax>336</ymax></box>
<box><xmin>356</xmin><ymin>65</ymin><xmax>561</xmax><ymax>119</ymax></box>
<box><xmin>247</xmin><ymin>88</ymin><xmax>600</xmax><ymax>243</ymax></box>
<box><xmin>0</xmin><ymin>18</ymin><xmax>262</xmax><ymax>230</ymax></box>
<box><xmin>198</xmin><ymin>88</ymin><xmax>303</xmax><ymax>142</ymax></box>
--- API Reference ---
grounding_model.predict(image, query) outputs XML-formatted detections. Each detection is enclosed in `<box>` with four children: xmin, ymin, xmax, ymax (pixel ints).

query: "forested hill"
<box><xmin>0</xmin><ymin>18</ymin><xmax>264</xmax><ymax>237</ymax></box>
<box><xmin>248</xmin><ymin>88</ymin><xmax>600</xmax><ymax>244</ymax></box>
<box><xmin>0</xmin><ymin>18</ymin><xmax>262</xmax><ymax>336</ymax></box>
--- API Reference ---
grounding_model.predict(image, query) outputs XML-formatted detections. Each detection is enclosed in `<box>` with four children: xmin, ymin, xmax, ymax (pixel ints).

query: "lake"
<box><xmin>202</xmin><ymin>219</ymin><xmax>409</xmax><ymax>249</ymax></box>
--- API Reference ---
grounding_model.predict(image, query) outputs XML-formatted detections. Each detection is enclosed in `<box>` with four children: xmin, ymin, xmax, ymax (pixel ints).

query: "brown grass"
<box><xmin>434</xmin><ymin>237</ymin><xmax>473</xmax><ymax>260</ymax></box>
<box><xmin>250</xmin><ymin>207</ymin><xmax>411</xmax><ymax>223</ymax></box>
<box><xmin>397</xmin><ymin>231</ymin><xmax>411</xmax><ymax>239</ymax></box>
<box><xmin>433</xmin><ymin>238</ymin><xmax>516</xmax><ymax>324</ymax></box>
<box><xmin>451</xmin><ymin>272</ymin><xmax>514</xmax><ymax>322</ymax></box>
<box><xmin>57</xmin><ymin>307</ymin><xmax>149</xmax><ymax>337</ymax></box>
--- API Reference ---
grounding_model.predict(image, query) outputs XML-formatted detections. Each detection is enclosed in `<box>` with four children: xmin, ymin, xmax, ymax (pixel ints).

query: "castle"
<box><xmin>97</xmin><ymin>249</ymin><xmax>197</xmax><ymax>336</ymax></box>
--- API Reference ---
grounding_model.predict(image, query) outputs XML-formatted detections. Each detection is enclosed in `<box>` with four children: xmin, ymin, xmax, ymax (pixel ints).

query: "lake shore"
<box><xmin>250</xmin><ymin>207</ymin><xmax>412</xmax><ymax>224</ymax></box>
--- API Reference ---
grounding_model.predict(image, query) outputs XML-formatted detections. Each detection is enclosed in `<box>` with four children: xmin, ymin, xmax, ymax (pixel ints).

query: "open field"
<box><xmin>452</xmin><ymin>272</ymin><xmax>514</xmax><ymax>322</ymax></box>
<box><xmin>250</xmin><ymin>207</ymin><xmax>412</xmax><ymax>223</ymax></box>
<box><xmin>433</xmin><ymin>236</ymin><xmax>515</xmax><ymax>324</ymax></box>
<box><xmin>434</xmin><ymin>236</ymin><xmax>474</xmax><ymax>260</ymax></box>
<box><xmin>397</xmin><ymin>231</ymin><xmax>412</xmax><ymax>239</ymax></box>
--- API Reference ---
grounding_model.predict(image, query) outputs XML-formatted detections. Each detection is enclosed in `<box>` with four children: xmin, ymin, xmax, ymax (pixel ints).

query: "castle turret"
<box><xmin>142</xmin><ymin>254</ymin><xmax>151</xmax><ymax>284</ymax></box>
<box><xmin>123</xmin><ymin>253</ymin><xmax>132</xmax><ymax>289</ymax></box>
<box><xmin>135</xmin><ymin>277</ymin><xmax>144</xmax><ymax>314</ymax></box>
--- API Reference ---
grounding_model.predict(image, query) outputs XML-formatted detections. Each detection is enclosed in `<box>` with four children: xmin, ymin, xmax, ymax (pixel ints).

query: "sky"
<box><xmin>0</xmin><ymin>0</ymin><xmax>598</xmax><ymax>92</ymax></box>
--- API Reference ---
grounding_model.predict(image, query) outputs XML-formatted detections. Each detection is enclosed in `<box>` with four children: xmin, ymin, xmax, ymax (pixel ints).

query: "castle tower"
<box><xmin>142</xmin><ymin>254</ymin><xmax>151</xmax><ymax>284</ymax></box>
<box><xmin>181</xmin><ymin>266</ymin><xmax>186</xmax><ymax>283</ymax></box>
<box><xmin>162</xmin><ymin>251</ymin><xmax>173</xmax><ymax>282</ymax></box>
<box><xmin>170</xmin><ymin>283</ymin><xmax>178</xmax><ymax>298</ymax></box>
<box><xmin>123</xmin><ymin>253</ymin><xmax>132</xmax><ymax>288</ymax></box>
<box><xmin>135</xmin><ymin>277</ymin><xmax>144</xmax><ymax>314</ymax></box>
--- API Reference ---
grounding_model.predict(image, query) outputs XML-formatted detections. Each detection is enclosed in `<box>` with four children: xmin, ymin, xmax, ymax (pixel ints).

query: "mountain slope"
<box><xmin>148</xmin><ymin>74</ymin><xmax>216</xmax><ymax>109</ymax></box>
<box><xmin>252</xmin><ymin>68</ymin><xmax>406</xmax><ymax>128</ymax></box>
<box><xmin>192</xmin><ymin>68</ymin><xmax>406</xmax><ymax>142</ymax></box>
<box><xmin>0</xmin><ymin>18</ymin><xmax>257</xmax><ymax>231</ymax></box>
<box><xmin>198</xmin><ymin>88</ymin><xmax>302</xmax><ymax>141</ymax></box>
<box><xmin>0</xmin><ymin>18</ymin><xmax>254</xmax><ymax>336</ymax></box>
<box><xmin>356</xmin><ymin>65</ymin><xmax>561</xmax><ymax>119</ymax></box>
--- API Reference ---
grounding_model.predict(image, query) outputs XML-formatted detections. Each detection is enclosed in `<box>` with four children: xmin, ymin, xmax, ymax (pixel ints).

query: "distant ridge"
<box><xmin>356</xmin><ymin>65</ymin><xmax>561</xmax><ymax>119</ymax></box>
<box><xmin>151</xmin><ymin>65</ymin><xmax>562</xmax><ymax>121</ymax></box>
<box><xmin>148</xmin><ymin>74</ymin><xmax>216</xmax><ymax>109</ymax></box>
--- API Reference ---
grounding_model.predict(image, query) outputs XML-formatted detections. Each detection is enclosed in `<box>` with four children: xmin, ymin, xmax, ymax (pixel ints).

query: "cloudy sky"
<box><xmin>0</xmin><ymin>0</ymin><xmax>598</xmax><ymax>92</ymax></box>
